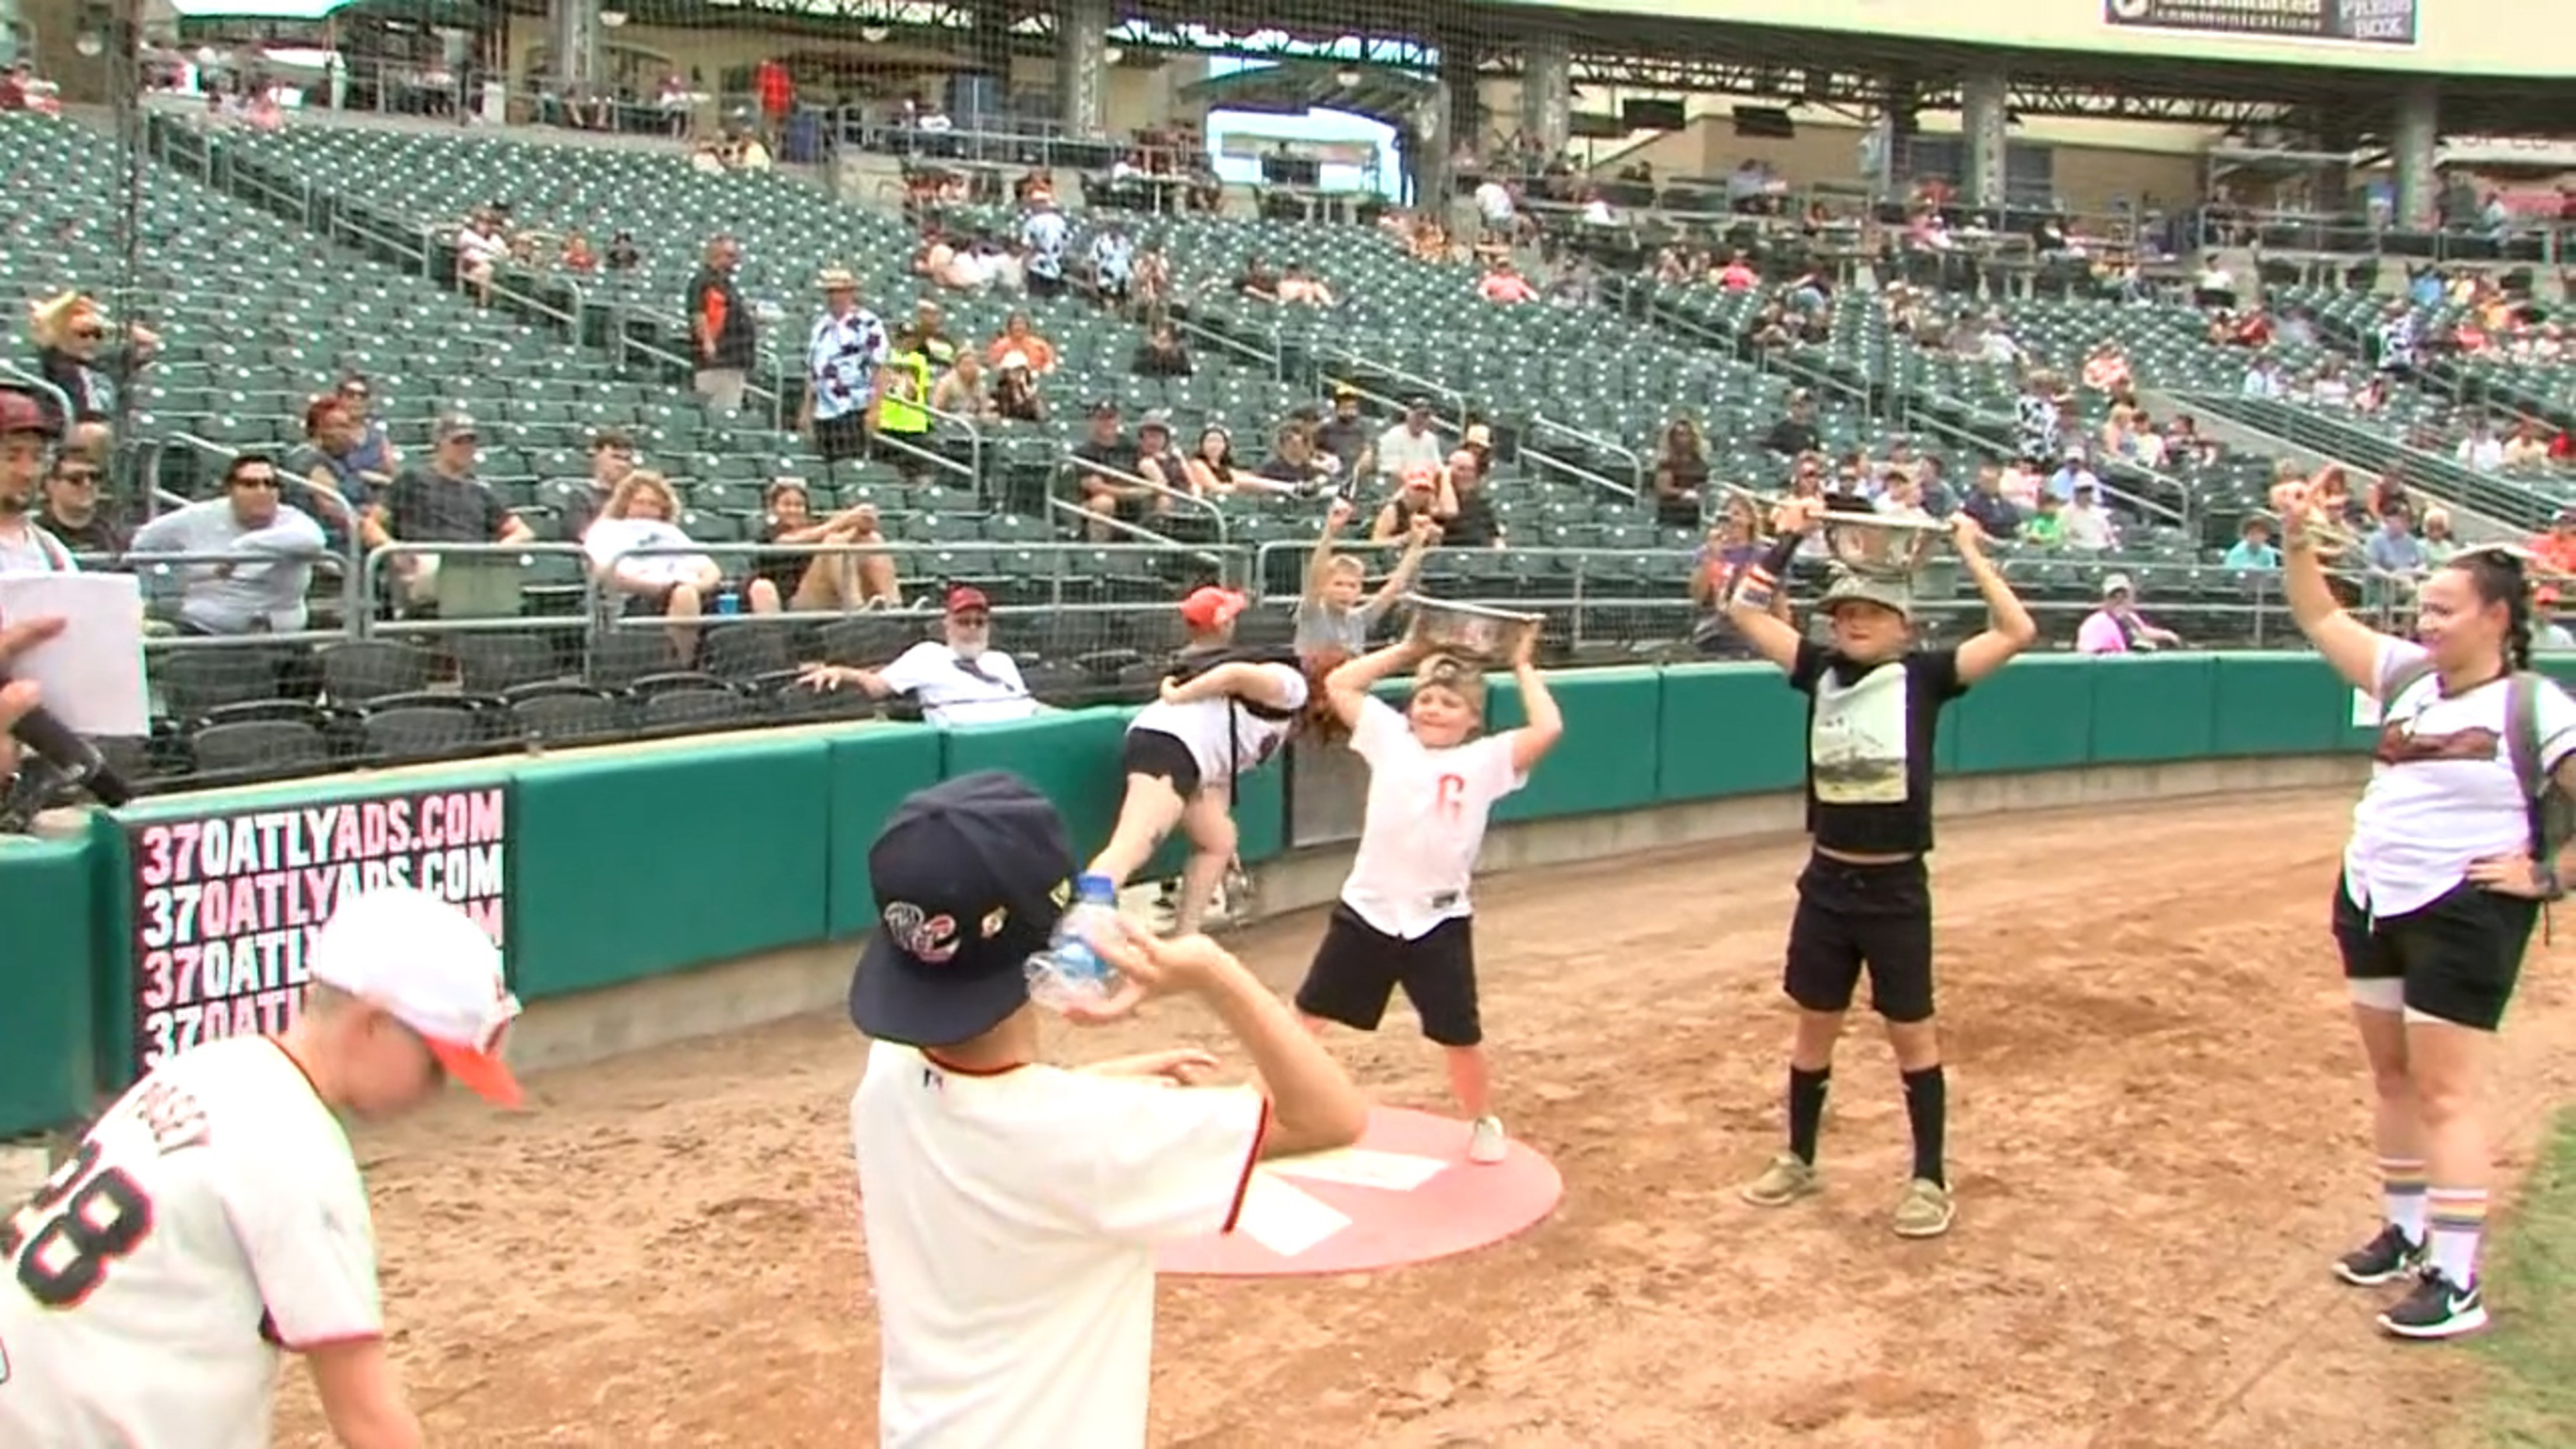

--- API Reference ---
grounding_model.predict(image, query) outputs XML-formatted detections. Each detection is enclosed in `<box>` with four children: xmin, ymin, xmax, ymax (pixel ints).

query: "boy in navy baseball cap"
<box><xmin>849</xmin><ymin>771</ymin><xmax>1077</xmax><ymax>1047</ymax></box>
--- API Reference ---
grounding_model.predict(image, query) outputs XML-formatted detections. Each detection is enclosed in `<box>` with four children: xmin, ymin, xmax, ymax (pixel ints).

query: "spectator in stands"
<box><xmin>1298</xmin><ymin>498</ymin><xmax>1432</xmax><ymax>657</ymax></box>
<box><xmin>2075</xmin><ymin>574</ymin><xmax>2182</xmax><ymax>655</ymax></box>
<box><xmin>1254</xmin><ymin>424</ymin><xmax>1331</xmax><ymax>495</ymax></box>
<box><xmin>454</xmin><ymin>210</ymin><xmax>508</xmax><ymax>307</ymax></box>
<box><xmin>2046</xmin><ymin>449</ymin><xmax>2101</xmax><ymax>502</ymax></box>
<box><xmin>991</xmin><ymin>354</ymin><xmax>1045</xmax><ymax>423</ymax></box>
<box><xmin>1960</xmin><ymin>467</ymin><xmax>2021</xmax><ymax>542</ymax></box>
<box><xmin>2223</xmin><ymin>517</ymin><xmax>2281</xmax><ymax>570</ymax></box>
<box><xmin>2364</xmin><ymin>506</ymin><xmax>2429</xmax><ymax>583</ymax></box>
<box><xmin>376</xmin><ymin>414</ymin><xmax>533</xmax><ymax>610</ymax></box>
<box><xmin>1275</xmin><ymin>266</ymin><xmax>1334</xmax><ymax>307</ymax></box>
<box><xmin>2241</xmin><ymin>355</ymin><xmax>2290</xmax><ymax>400</ymax></box>
<box><xmin>284</xmin><ymin>396</ymin><xmax>369</xmax><ymax>535</ymax></box>
<box><xmin>128</xmin><ymin>451</ymin><xmax>327</xmax><ymax>638</ymax></box>
<box><xmin>800</xmin><ymin>586</ymin><xmax>1037</xmax><ymax>726</ymax></box>
<box><xmin>28</xmin><ymin>289</ymin><xmax>158</xmax><ymax>459</ymax></box>
<box><xmin>1087</xmin><ymin>223</ymin><xmax>1136</xmax><ymax>310</ymax></box>
<box><xmin>1472</xmin><ymin>175</ymin><xmax>1518</xmax><ymax>242</ymax></box>
<box><xmin>1179</xmin><ymin>426</ymin><xmax>1245</xmax><ymax>497</ymax></box>
<box><xmin>2060</xmin><ymin>484</ymin><xmax>2116</xmax><ymax>552</ymax></box>
<box><xmin>606</xmin><ymin>230</ymin><xmax>642</xmax><ymax>272</ymax></box>
<box><xmin>2456</xmin><ymin>418</ymin><xmax>2505</xmax><ymax>473</ymax></box>
<box><xmin>2417</xmin><ymin>508</ymin><xmax>2462</xmax><ymax>568</ymax></box>
<box><xmin>1653</xmin><ymin>417</ymin><xmax>1710</xmax><ymax>529</ymax></box>
<box><xmin>557</xmin><ymin>429</ymin><xmax>640</xmax><ymax>542</ymax></box>
<box><xmin>1133</xmin><ymin>414</ymin><xmax>1184</xmax><ymax>494</ymax></box>
<box><xmin>2080</xmin><ymin>341</ymin><xmax>2132</xmax><ymax>394</ymax></box>
<box><xmin>2503</xmin><ymin>420</ymin><xmax>2552</xmax><ymax>473</ymax></box>
<box><xmin>1073</xmin><ymin>402</ymin><xmax>1151</xmax><ymax>541</ymax></box>
<box><xmin>930</xmin><ymin>351</ymin><xmax>996</xmax><ymax>421</ymax></box>
<box><xmin>1312</xmin><ymin>390</ymin><xmax>1373</xmax><ymax>480</ymax></box>
<box><xmin>2014</xmin><ymin>373</ymin><xmax>2062</xmax><ymax>463</ymax></box>
<box><xmin>331</xmin><ymin>376</ymin><xmax>400</xmax><ymax>480</ymax></box>
<box><xmin>1761</xmin><ymin>392</ymin><xmax>1821</xmax><ymax>458</ymax></box>
<box><xmin>2374</xmin><ymin>302</ymin><xmax>2419</xmax><ymax>379</ymax></box>
<box><xmin>2306</xmin><ymin>358</ymin><xmax>2354</xmax><ymax>409</ymax></box>
<box><xmin>559</xmin><ymin>231</ymin><xmax>598</xmax><ymax>275</ymax></box>
<box><xmin>800</xmin><ymin>267</ymin><xmax>890</xmax><ymax>466</ymax></box>
<box><xmin>1019</xmin><ymin>199</ymin><xmax>1072</xmax><ymax>300</ymax></box>
<box><xmin>0</xmin><ymin>390</ymin><xmax>74</xmax><ymax>574</ymax></box>
<box><xmin>1376</xmin><ymin>399</ymin><xmax>1445</xmax><ymax>484</ymax></box>
<box><xmin>985</xmin><ymin>312</ymin><xmax>1057</xmax><ymax>376</ymax></box>
<box><xmin>755</xmin><ymin>481</ymin><xmax>900</xmax><ymax>612</ymax></box>
<box><xmin>584</xmin><ymin>470</ymin><xmax>766</xmax><ymax>661</ymax></box>
<box><xmin>1478</xmin><ymin>260</ymin><xmax>1538</xmax><ymax>305</ymax></box>
<box><xmin>687</xmin><ymin>235</ymin><xmax>758</xmax><ymax>415</ymax></box>
<box><xmin>34</xmin><ymin>452</ymin><xmax>121</xmax><ymax>558</ymax></box>
<box><xmin>872</xmin><ymin>328</ymin><xmax>936</xmax><ymax>479</ymax></box>
<box><xmin>1131</xmin><ymin>322</ymin><xmax>1194</xmax><ymax>379</ymax></box>
<box><xmin>1689</xmin><ymin>498</ymin><xmax>1782</xmax><ymax>656</ymax></box>
<box><xmin>2190</xmin><ymin>255</ymin><xmax>2238</xmax><ymax>310</ymax></box>
<box><xmin>1438</xmin><ymin>452</ymin><xmax>1502</xmax><ymax>550</ymax></box>
<box><xmin>1371</xmin><ymin>463</ymin><xmax>1449</xmax><ymax>544</ymax></box>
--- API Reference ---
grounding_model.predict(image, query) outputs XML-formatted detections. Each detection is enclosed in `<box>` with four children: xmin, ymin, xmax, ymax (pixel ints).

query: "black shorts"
<box><xmin>2333</xmin><ymin>877</ymin><xmax>2538</xmax><ymax>1032</ymax></box>
<box><xmin>1121</xmin><ymin>727</ymin><xmax>1202</xmax><ymax>798</ymax></box>
<box><xmin>1294</xmin><ymin>903</ymin><xmax>1482</xmax><ymax>1047</ymax></box>
<box><xmin>813</xmin><ymin>412</ymin><xmax>869</xmax><ymax>464</ymax></box>
<box><xmin>1783</xmin><ymin>853</ymin><xmax>1935</xmax><ymax>1023</ymax></box>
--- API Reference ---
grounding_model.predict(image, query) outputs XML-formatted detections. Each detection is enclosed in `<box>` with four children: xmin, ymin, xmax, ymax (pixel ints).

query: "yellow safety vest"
<box><xmin>877</xmin><ymin>351</ymin><xmax>931</xmax><ymax>435</ymax></box>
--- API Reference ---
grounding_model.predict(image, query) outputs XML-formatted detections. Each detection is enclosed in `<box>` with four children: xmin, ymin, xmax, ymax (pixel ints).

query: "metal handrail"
<box><xmin>872</xmin><ymin>427</ymin><xmax>978</xmax><ymax>487</ymax></box>
<box><xmin>1316</xmin><ymin>345</ymin><xmax>1468</xmax><ymax>419</ymax></box>
<box><xmin>1530</xmin><ymin>414</ymin><xmax>1646</xmax><ymax>498</ymax></box>
<box><xmin>915</xmin><ymin>397</ymin><xmax>987</xmax><ymax>489</ymax></box>
<box><xmin>1170</xmin><ymin>312</ymin><xmax>1283</xmax><ymax>378</ymax></box>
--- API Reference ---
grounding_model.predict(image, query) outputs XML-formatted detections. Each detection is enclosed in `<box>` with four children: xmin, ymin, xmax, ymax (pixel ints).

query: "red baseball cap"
<box><xmin>944</xmin><ymin>585</ymin><xmax>990</xmax><ymax>615</ymax></box>
<box><xmin>1179</xmin><ymin>586</ymin><xmax>1246</xmax><ymax>631</ymax></box>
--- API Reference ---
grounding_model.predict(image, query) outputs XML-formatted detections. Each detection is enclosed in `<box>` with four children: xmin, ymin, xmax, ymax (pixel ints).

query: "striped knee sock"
<box><xmin>2426</xmin><ymin>1187</ymin><xmax>2490</xmax><ymax>1289</ymax></box>
<box><xmin>2381</xmin><ymin>1157</ymin><xmax>2428</xmax><ymax>1244</ymax></box>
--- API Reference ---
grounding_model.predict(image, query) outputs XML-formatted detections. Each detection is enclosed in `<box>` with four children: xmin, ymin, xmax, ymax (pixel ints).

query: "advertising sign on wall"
<box><xmin>127</xmin><ymin>787</ymin><xmax>508</xmax><ymax>1071</ymax></box>
<box><xmin>2103</xmin><ymin>0</ymin><xmax>2417</xmax><ymax>45</ymax></box>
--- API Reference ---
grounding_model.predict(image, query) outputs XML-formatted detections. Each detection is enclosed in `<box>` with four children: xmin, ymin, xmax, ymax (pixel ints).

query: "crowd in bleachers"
<box><xmin>9</xmin><ymin>97</ymin><xmax>2576</xmax><ymax>799</ymax></box>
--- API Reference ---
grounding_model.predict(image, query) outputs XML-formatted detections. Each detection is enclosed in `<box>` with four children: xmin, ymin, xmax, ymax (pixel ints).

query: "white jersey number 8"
<box><xmin>1</xmin><ymin>1140</ymin><xmax>156</xmax><ymax>1310</ymax></box>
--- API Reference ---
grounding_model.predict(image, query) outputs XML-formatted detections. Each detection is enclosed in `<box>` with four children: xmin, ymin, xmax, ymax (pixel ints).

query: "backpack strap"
<box><xmin>2507</xmin><ymin>671</ymin><xmax>2566</xmax><ymax>902</ymax></box>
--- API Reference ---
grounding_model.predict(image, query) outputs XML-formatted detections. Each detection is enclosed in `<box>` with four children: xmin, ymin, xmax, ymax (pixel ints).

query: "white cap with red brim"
<box><xmin>309</xmin><ymin>886</ymin><xmax>526</xmax><ymax>1107</ymax></box>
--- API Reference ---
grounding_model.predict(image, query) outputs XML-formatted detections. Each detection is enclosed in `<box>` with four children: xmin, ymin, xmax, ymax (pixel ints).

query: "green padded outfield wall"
<box><xmin>12</xmin><ymin>650</ymin><xmax>2571</xmax><ymax>1138</ymax></box>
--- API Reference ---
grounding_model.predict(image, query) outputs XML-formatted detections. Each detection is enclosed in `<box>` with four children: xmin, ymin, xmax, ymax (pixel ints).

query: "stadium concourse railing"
<box><xmin>16</xmin><ymin>649</ymin><xmax>2569</xmax><ymax>1143</ymax></box>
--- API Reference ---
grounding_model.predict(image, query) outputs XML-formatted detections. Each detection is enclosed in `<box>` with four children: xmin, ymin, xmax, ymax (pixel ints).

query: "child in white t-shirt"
<box><xmin>1292</xmin><ymin>632</ymin><xmax>1564</xmax><ymax>1163</ymax></box>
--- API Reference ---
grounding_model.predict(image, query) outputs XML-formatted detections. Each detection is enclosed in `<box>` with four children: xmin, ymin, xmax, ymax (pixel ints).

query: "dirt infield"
<box><xmin>272</xmin><ymin>789</ymin><xmax>2576</xmax><ymax>1448</ymax></box>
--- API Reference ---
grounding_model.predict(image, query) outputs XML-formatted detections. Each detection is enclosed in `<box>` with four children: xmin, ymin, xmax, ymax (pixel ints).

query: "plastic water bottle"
<box><xmin>1027</xmin><ymin>874</ymin><xmax>1124</xmax><ymax>1012</ymax></box>
<box><xmin>714</xmin><ymin>589</ymin><xmax>741</xmax><ymax>617</ymax></box>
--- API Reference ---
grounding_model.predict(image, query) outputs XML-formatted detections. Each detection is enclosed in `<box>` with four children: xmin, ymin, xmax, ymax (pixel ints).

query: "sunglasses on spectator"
<box><xmin>72</xmin><ymin>327</ymin><xmax>104</xmax><ymax>340</ymax></box>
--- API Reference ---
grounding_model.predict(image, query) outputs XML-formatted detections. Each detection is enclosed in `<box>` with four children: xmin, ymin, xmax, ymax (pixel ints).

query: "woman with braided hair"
<box><xmin>2280</xmin><ymin>473</ymin><xmax>2576</xmax><ymax>1340</ymax></box>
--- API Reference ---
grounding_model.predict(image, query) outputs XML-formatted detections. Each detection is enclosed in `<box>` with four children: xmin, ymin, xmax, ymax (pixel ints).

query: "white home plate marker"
<box><xmin>1233</xmin><ymin>1171</ymin><xmax>1352</xmax><ymax>1258</ymax></box>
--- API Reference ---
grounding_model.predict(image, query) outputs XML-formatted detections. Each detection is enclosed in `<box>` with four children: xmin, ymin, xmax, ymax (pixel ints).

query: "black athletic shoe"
<box><xmin>2333</xmin><ymin>1224</ymin><xmax>2426</xmax><ymax>1287</ymax></box>
<box><xmin>2378</xmin><ymin>1269</ymin><xmax>2488</xmax><ymax>1340</ymax></box>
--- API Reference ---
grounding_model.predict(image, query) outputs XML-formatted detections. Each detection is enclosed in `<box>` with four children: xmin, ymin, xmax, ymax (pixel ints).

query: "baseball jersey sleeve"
<box><xmin>875</xmin><ymin>642</ymin><xmax>945</xmax><ymax>695</ymax></box>
<box><xmin>1348</xmin><ymin>695</ymin><xmax>1405</xmax><ymax>764</ymax></box>
<box><xmin>1260</xmin><ymin>662</ymin><xmax>1310</xmax><ymax>714</ymax></box>
<box><xmin>1077</xmin><ymin>1082</ymin><xmax>1269</xmax><ymax>1247</ymax></box>
<box><xmin>220</xmin><ymin>1132</ymin><xmax>383</xmax><ymax>1350</ymax></box>
<box><xmin>1469</xmin><ymin>731</ymin><xmax>1528</xmax><ymax>801</ymax></box>
<box><xmin>2374</xmin><ymin>637</ymin><xmax>2434</xmax><ymax>702</ymax></box>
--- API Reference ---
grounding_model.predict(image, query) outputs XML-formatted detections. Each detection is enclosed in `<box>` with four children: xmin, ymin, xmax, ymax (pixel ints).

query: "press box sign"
<box><xmin>127</xmin><ymin>788</ymin><xmax>509</xmax><ymax>1070</ymax></box>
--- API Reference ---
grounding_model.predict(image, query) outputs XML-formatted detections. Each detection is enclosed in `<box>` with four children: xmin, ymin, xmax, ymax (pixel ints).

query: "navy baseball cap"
<box><xmin>848</xmin><ymin>771</ymin><xmax>1076</xmax><ymax>1048</ymax></box>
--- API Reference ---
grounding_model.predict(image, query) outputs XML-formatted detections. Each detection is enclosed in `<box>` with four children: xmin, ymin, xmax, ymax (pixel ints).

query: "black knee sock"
<box><xmin>1787</xmin><ymin>1067</ymin><xmax>1831</xmax><ymax>1164</ymax></box>
<box><xmin>1902</xmin><ymin>1066</ymin><xmax>1947</xmax><ymax>1188</ymax></box>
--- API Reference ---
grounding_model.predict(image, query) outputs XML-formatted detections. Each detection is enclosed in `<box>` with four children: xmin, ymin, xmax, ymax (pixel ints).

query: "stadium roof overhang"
<box><xmin>1176</xmin><ymin>61</ymin><xmax>1435</xmax><ymax>130</ymax></box>
<box><xmin>568</xmin><ymin>0</ymin><xmax>2576</xmax><ymax>138</ymax></box>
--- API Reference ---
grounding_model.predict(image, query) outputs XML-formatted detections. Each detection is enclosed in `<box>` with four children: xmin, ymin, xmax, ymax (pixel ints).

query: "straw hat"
<box><xmin>27</xmin><ymin>290</ymin><xmax>101</xmax><ymax>348</ymax></box>
<box><xmin>816</xmin><ymin>264</ymin><xmax>859</xmax><ymax>292</ymax></box>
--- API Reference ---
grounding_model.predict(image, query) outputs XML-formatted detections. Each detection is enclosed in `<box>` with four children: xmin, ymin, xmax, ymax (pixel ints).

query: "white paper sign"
<box><xmin>0</xmin><ymin>572</ymin><xmax>151</xmax><ymax>737</ymax></box>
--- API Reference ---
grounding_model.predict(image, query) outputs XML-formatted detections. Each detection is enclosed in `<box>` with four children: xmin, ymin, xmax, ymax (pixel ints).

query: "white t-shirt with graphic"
<box><xmin>852</xmin><ymin>1041</ymin><xmax>1266</xmax><ymax>1449</ymax></box>
<box><xmin>582</xmin><ymin>516</ymin><xmax>712</xmax><ymax>584</ymax></box>
<box><xmin>1126</xmin><ymin>662</ymin><xmax>1308</xmax><ymax>788</ymax></box>
<box><xmin>877</xmin><ymin>642</ymin><xmax>1037</xmax><ymax>727</ymax></box>
<box><xmin>2346</xmin><ymin>638</ymin><xmax>2576</xmax><ymax>916</ymax></box>
<box><xmin>1339</xmin><ymin>697</ymin><xmax>1526</xmax><ymax>938</ymax></box>
<box><xmin>0</xmin><ymin>1038</ymin><xmax>381</xmax><ymax>1449</ymax></box>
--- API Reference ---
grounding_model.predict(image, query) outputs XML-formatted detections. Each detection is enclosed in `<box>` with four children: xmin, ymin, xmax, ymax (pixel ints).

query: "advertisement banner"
<box><xmin>127</xmin><ymin>787</ymin><xmax>509</xmax><ymax>1072</ymax></box>
<box><xmin>2103</xmin><ymin>0</ymin><xmax>2418</xmax><ymax>45</ymax></box>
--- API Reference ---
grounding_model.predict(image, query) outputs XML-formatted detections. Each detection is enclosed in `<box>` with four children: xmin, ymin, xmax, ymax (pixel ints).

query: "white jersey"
<box><xmin>878</xmin><ymin>641</ymin><xmax>1040</xmax><ymax>727</ymax></box>
<box><xmin>852</xmin><ymin>1041</ymin><xmax>1265</xmax><ymax>1448</ymax></box>
<box><xmin>0</xmin><ymin>1037</ymin><xmax>381</xmax><ymax>1449</ymax></box>
<box><xmin>1340</xmin><ymin>697</ymin><xmax>1527</xmax><ymax>938</ymax></box>
<box><xmin>2346</xmin><ymin>637</ymin><xmax>2576</xmax><ymax>916</ymax></box>
<box><xmin>1126</xmin><ymin>662</ymin><xmax>1307</xmax><ymax>789</ymax></box>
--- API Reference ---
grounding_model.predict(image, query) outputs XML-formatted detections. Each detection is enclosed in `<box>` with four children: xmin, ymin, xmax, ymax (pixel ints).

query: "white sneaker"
<box><xmin>1467</xmin><ymin>1115</ymin><xmax>1508</xmax><ymax>1164</ymax></box>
